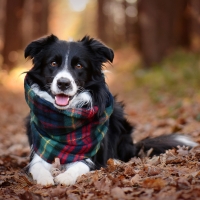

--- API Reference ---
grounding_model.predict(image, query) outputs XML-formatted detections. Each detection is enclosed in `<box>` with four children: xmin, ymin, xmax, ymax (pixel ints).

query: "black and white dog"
<box><xmin>24</xmin><ymin>35</ymin><xmax>197</xmax><ymax>186</ymax></box>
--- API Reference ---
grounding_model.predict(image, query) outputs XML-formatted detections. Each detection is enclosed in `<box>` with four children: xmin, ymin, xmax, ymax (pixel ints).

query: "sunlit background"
<box><xmin>2</xmin><ymin>2</ymin><xmax>200</xmax><ymax>198</ymax></box>
<box><xmin>0</xmin><ymin>0</ymin><xmax>200</xmax><ymax>103</ymax></box>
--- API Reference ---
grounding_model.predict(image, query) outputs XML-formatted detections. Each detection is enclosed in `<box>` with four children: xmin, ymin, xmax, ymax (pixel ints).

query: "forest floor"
<box><xmin>1</xmin><ymin>50</ymin><xmax>200</xmax><ymax>199</ymax></box>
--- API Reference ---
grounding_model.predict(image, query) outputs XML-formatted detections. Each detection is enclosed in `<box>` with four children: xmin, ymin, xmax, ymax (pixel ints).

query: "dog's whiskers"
<box><xmin>77</xmin><ymin>87</ymin><xmax>85</xmax><ymax>93</ymax></box>
<box><xmin>69</xmin><ymin>86</ymin><xmax>93</xmax><ymax>110</ymax></box>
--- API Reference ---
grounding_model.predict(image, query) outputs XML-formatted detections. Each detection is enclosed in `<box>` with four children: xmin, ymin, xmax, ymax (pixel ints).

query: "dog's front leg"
<box><xmin>54</xmin><ymin>159</ymin><xmax>93</xmax><ymax>186</ymax></box>
<box><xmin>29</xmin><ymin>154</ymin><xmax>54</xmax><ymax>186</ymax></box>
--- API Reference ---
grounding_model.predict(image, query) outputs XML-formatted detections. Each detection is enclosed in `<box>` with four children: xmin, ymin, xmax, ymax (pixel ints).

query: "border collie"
<box><xmin>24</xmin><ymin>35</ymin><xmax>197</xmax><ymax>186</ymax></box>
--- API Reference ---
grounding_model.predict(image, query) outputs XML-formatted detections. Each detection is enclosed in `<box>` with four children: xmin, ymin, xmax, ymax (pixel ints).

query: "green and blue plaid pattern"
<box><xmin>24</xmin><ymin>76</ymin><xmax>113</xmax><ymax>164</ymax></box>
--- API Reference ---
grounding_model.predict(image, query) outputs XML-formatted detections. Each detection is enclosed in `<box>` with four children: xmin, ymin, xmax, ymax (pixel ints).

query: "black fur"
<box><xmin>25</xmin><ymin>35</ymin><xmax>195</xmax><ymax>169</ymax></box>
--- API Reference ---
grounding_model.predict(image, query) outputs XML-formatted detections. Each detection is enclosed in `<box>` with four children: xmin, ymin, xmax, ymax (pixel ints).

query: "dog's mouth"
<box><xmin>55</xmin><ymin>94</ymin><xmax>72</xmax><ymax>106</ymax></box>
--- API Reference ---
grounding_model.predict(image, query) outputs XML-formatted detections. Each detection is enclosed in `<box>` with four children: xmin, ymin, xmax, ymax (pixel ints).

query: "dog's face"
<box><xmin>25</xmin><ymin>35</ymin><xmax>114</xmax><ymax>109</ymax></box>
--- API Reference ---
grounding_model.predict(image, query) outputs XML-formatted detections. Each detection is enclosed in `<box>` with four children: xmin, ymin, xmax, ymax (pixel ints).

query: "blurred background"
<box><xmin>2</xmin><ymin>1</ymin><xmax>200</xmax><ymax>196</ymax></box>
<box><xmin>0</xmin><ymin>0</ymin><xmax>200</xmax><ymax>159</ymax></box>
<box><xmin>0</xmin><ymin>0</ymin><xmax>200</xmax><ymax>103</ymax></box>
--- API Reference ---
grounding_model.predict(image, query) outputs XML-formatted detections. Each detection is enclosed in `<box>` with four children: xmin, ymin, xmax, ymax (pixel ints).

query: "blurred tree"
<box><xmin>97</xmin><ymin>0</ymin><xmax>108</xmax><ymax>43</ymax></box>
<box><xmin>123</xmin><ymin>0</ymin><xmax>130</xmax><ymax>43</ymax></box>
<box><xmin>123</xmin><ymin>0</ymin><xmax>139</xmax><ymax>47</ymax></box>
<box><xmin>32</xmin><ymin>0</ymin><xmax>49</xmax><ymax>39</ymax></box>
<box><xmin>188</xmin><ymin>0</ymin><xmax>200</xmax><ymax>51</ymax></box>
<box><xmin>2</xmin><ymin>0</ymin><xmax>200</xmax><ymax>71</ymax></box>
<box><xmin>2</xmin><ymin>0</ymin><xmax>25</xmax><ymax>70</ymax></box>
<box><xmin>22</xmin><ymin>0</ymin><xmax>49</xmax><ymax>46</ymax></box>
<box><xmin>96</xmin><ymin>0</ymin><xmax>138</xmax><ymax>48</ymax></box>
<box><xmin>138</xmin><ymin>0</ymin><xmax>189</xmax><ymax>67</ymax></box>
<box><xmin>0</xmin><ymin>0</ymin><xmax>6</xmax><ymax>53</ymax></box>
<box><xmin>2</xmin><ymin>0</ymin><xmax>49</xmax><ymax>71</ymax></box>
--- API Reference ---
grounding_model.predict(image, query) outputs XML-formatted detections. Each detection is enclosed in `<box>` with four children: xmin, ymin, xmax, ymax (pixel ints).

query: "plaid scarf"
<box><xmin>24</xmin><ymin>77</ymin><xmax>113</xmax><ymax>164</ymax></box>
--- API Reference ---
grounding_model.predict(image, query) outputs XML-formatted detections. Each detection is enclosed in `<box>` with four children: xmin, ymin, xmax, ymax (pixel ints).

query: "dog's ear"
<box><xmin>80</xmin><ymin>36</ymin><xmax>114</xmax><ymax>63</ymax></box>
<box><xmin>24</xmin><ymin>34</ymin><xmax>58</xmax><ymax>59</ymax></box>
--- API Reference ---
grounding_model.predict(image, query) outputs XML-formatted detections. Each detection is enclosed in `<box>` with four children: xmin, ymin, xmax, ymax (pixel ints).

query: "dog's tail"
<box><xmin>134</xmin><ymin>134</ymin><xmax>198</xmax><ymax>157</ymax></box>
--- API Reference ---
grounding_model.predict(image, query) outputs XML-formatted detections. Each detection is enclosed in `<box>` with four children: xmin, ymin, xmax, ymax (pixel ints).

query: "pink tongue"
<box><xmin>55</xmin><ymin>94</ymin><xmax>69</xmax><ymax>106</ymax></box>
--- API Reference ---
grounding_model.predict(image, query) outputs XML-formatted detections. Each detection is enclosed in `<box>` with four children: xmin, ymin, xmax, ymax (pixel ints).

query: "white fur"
<box><xmin>29</xmin><ymin>154</ymin><xmax>92</xmax><ymax>186</ymax></box>
<box><xmin>29</xmin><ymin>154</ymin><xmax>54</xmax><ymax>185</ymax></box>
<box><xmin>50</xmin><ymin>52</ymin><xmax>77</xmax><ymax>97</ymax></box>
<box><xmin>29</xmin><ymin>52</ymin><xmax>93</xmax><ymax>186</ymax></box>
<box><xmin>51</xmin><ymin>71</ymin><xmax>78</xmax><ymax>97</ymax></box>
<box><xmin>32</xmin><ymin>51</ymin><xmax>93</xmax><ymax>110</ymax></box>
<box><xmin>31</xmin><ymin>84</ymin><xmax>54</xmax><ymax>104</ymax></box>
<box><xmin>65</xmin><ymin>49</ymin><xmax>70</xmax><ymax>67</ymax></box>
<box><xmin>69</xmin><ymin>91</ymin><xmax>93</xmax><ymax>109</ymax></box>
<box><xmin>54</xmin><ymin>161</ymin><xmax>90</xmax><ymax>185</ymax></box>
<box><xmin>28</xmin><ymin>86</ymin><xmax>93</xmax><ymax>186</ymax></box>
<box><xmin>31</xmin><ymin>84</ymin><xmax>92</xmax><ymax>110</ymax></box>
<box><xmin>174</xmin><ymin>135</ymin><xmax>198</xmax><ymax>147</ymax></box>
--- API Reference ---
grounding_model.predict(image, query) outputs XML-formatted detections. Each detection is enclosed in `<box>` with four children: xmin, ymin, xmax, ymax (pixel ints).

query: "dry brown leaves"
<box><xmin>1</xmin><ymin>85</ymin><xmax>200</xmax><ymax>199</ymax></box>
<box><xmin>1</xmin><ymin>147</ymin><xmax>200</xmax><ymax>199</ymax></box>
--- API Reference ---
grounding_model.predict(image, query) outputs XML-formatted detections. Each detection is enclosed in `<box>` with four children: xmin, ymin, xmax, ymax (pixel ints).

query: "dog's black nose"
<box><xmin>57</xmin><ymin>78</ymin><xmax>71</xmax><ymax>91</ymax></box>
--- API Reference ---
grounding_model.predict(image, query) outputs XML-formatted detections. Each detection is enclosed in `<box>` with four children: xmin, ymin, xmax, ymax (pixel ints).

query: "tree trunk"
<box><xmin>188</xmin><ymin>0</ymin><xmax>200</xmax><ymax>51</ymax></box>
<box><xmin>2</xmin><ymin>0</ymin><xmax>25</xmax><ymax>70</ymax></box>
<box><xmin>32</xmin><ymin>0</ymin><xmax>49</xmax><ymax>39</ymax></box>
<box><xmin>123</xmin><ymin>0</ymin><xmax>129</xmax><ymax>43</ymax></box>
<box><xmin>123</xmin><ymin>0</ymin><xmax>138</xmax><ymax>47</ymax></box>
<box><xmin>137</xmin><ymin>0</ymin><xmax>160</xmax><ymax>67</ymax></box>
<box><xmin>22</xmin><ymin>0</ymin><xmax>49</xmax><ymax>46</ymax></box>
<box><xmin>138</xmin><ymin>0</ymin><xmax>189</xmax><ymax>67</ymax></box>
<box><xmin>97</xmin><ymin>0</ymin><xmax>108</xmax><ymax>43</ymax></box>
<box><xmin>0</xmin><ymin>0</ymin><xmax>6</xmax><ymax>53</ymax></box>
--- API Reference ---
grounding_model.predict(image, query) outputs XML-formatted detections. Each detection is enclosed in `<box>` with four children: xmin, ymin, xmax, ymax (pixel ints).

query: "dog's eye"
<box><xmin>75</xmin><ymin>64</ymin><xmax>83</xmax><ymax>69</ymax></box>
<box><xmin>51</xmin><ymin>61</ymin><xmax>58</xmax><ymax>67</ymax></box>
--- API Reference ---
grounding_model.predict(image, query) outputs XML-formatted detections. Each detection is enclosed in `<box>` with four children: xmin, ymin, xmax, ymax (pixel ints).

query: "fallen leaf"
<box><xmin>111</xmin><ymin>187</ymin><xmax>126</xmax><ymax>199</ymax></box>
<box><xmin>148</xmin><ymin>156</ymin><xmax>160</xmax><ymax>165</ymax></box>
<box><xmin>177</xmin><ymin>146</ymin><xmax>189</xmax><ymax>157</ymax></box>
<box><xmin>147</xmin><ymin>166</ymin><xmax>162</xmax><ymax>176</ymax></box>
<box><xmin>94</xmin><ymin>177</ymin><xmax>111</xmax><ymax>193</ymax></box>
<box><xmin>177</xmin><ymin>178</ymin><xmax>191</xmax><ymax>190</ymax></box>
<box><xmin>122</xmin><ymin>187</ymin><xmax>133</xmax><ymax>193</ymax></box>
<box><xmin>190</xmin><ymin>170</ymin><xmax>200</xmax><ymax>178</ymax></box>
<box><xmin>124</xmin><ymin>165</ymin><xmax>136</xmax><ymax>176</ymax></box>
<box><xmin>130</xmin><ymin>174</ymin><xmax>141</xmax><ymax>185</ymax></box>
<box><xmin>143</xmin><ymin>178</ymin><xmax>166</xmax><ymax>191</ymax></box>
<box><xmin>49</xmin><ymin>185</ymin><xmax>66</xmax><ymax>197</ymax></box>
<box><xmin>67</xmin><ymin>193</ymin><xmax>81</xmax><ymax>200</ymax></box>
<box><xmin>107</xmin><ymin>159</ymin><xmax>117</xmax><ymax>171</ymax></box>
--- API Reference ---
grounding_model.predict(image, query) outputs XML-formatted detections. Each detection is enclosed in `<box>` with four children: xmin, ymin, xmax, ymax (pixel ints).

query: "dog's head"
<box><xmin>25</xmin><ymin>35</ymin><xmax>114</xmax><ymax>113</ymax></box>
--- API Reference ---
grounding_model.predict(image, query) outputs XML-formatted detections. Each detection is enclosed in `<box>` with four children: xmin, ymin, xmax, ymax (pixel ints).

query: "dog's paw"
<box><xmin>53</xmin><ymin>161</ymin><xmax>90</xmax><ymax>186</ymax></box>
<box><xmin>32</xmin><ymin>168</ymin><xmax>54</xmax><ymax>186</ymax></box>
<box><xmin>54</xmin><ymin>170</ymin><xmax>77</xmax><ymax>186</ymax></box>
